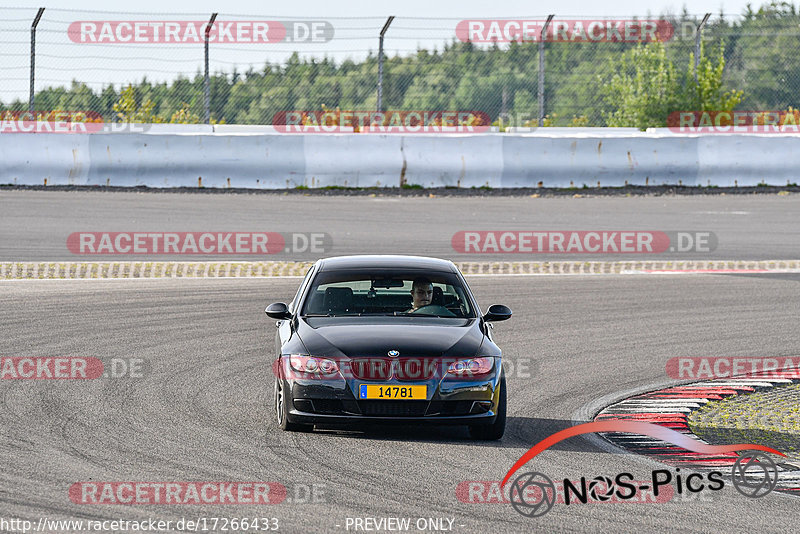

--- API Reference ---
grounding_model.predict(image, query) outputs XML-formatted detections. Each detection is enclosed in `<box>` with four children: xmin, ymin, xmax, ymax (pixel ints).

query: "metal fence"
<box><xmin>2</xmin><ymin>7</ymin><xmax>800</xmax><ymax>127</ymax></box>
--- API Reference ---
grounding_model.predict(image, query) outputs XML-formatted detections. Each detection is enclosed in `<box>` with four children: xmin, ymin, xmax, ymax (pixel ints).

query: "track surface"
<box><xmin>1</xmin><ymin>274</ymin><xmax>799</xmax><ymax>532</ymax></box>
<box><xmin>2</xmin><ymin>191</ymin><xmax>799</xmax><ymax>261</ymax></box>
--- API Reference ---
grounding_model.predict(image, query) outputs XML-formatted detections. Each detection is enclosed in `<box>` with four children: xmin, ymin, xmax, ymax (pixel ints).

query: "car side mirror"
<box><xmin>483</xmin><ymin>304</ymin><xmax>512</xmax><ymax>322</ymax></box>
<box><xmin>265</xmin><ymin>302</ymin><xmax>292</xmax><ymax>320</ymax></box>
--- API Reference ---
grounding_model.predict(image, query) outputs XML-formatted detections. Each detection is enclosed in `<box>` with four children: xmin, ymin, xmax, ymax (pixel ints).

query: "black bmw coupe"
<box><xmin>266</xmin><ymin>255</ymin><xmax>512</xmax><ymax>439</ymax></box>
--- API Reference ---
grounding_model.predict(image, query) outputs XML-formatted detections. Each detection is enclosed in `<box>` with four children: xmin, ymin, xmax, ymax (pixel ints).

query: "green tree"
<box><xmin>113</xmin><ymin>85</ymin><xmax>165</xmax><ymax>123</ymax></box>
<box><xmin>603</xmin><ymin>42</ymin><xmax>682</xmax><ymax>128</ymax></box>
<box><xmin>604</xmin><ymin>41</ymin><xmax>743</xmax><ymax>129</ymax></box>
<box><xmin>691</xmin><ymin>43</ymin><xmax>744</xmax><ymax>111</ymax></box>
<box><xmin>169</xmin><ymin>103</ymin><xmax>201</xmax><ymax>124</ymax></box>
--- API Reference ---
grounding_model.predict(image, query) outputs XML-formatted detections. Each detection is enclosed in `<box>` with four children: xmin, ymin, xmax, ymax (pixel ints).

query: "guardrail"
<box><xmin>1</xmin><ymin>128</ymin><xmax>797</xmax><ymax>188</ymax></box>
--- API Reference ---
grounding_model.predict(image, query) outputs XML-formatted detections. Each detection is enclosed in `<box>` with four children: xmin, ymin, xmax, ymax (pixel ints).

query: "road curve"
<box><xmin>1</xmin><ymin>274</ymin><xmax>799</xmax><ymax>532</ymax></box>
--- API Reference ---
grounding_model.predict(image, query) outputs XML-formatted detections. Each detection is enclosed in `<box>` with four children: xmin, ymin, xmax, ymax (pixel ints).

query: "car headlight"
<box><xmin>446</xmin><ymin>357</ymin><xmax>494</xmax><ymax>378</ymax></box>
<box><xmin>288</xmin><ymin>354</ymin><xmax>340</xmax><ymax>375</ymax></box>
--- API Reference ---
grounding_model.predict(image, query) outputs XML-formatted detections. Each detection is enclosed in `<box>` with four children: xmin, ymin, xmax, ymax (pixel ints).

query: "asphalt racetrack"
<box><xmin>2</xmin><ymin>273</ymin><xmax>799</xmax><ymax>532</ymax></box>
<box><xmin>2</xmin><ymin>190</ymin><xmax>800</xmax><ymax>261</ymax></box>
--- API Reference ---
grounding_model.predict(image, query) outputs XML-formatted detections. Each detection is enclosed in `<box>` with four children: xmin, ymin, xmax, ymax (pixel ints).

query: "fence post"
<box><xmin>538</xmin><ymin>15</ymin><xmax>554</xmax><ymax>127</ymax></box>
<box><xmin>377</xmin><ymin>16</ymin><xmax>395</xmax><ymax>113</ymax></box>
<box><xmin>694</xmin><ymin>13</ymin><xmax>711</xmax><ymax>84</ymax></box>
<box><xmin>29</xmin><ymin>7</ymin><xmax>45</xmax><ymax>115</ymax></box>
<box><xmin>204</xmin><ymin>12</ymin><xmax>218</xmax><ymax>124</ymax></box>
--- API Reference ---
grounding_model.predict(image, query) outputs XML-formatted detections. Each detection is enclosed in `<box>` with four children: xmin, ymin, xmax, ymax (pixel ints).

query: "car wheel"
<box><xmin>468</xmin><ymin>375</ymin><xmax>506</xmax><ymax>440</ymax></box>
<box><xmin>274</xmin><ymin>378</ymin><xmax>313</xmax><ymax>432</ymax></box>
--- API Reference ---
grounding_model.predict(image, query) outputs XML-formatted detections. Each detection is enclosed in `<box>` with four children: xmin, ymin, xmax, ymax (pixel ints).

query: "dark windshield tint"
<box><xmin>301</xmin><ymin>270</ymin><xmax>475</xmax><ymax>318</ymax></box>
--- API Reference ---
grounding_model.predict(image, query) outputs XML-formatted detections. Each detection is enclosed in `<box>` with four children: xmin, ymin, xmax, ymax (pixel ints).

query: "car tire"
<box><xmin>468</xmin><ymin>375</ymin><xmax>506</xmax><ymax>440</ymax></box>
<box><xmin>274</xmin><ymin>378</ymin><xmax>313</xmax><ymax>432</ymax></box>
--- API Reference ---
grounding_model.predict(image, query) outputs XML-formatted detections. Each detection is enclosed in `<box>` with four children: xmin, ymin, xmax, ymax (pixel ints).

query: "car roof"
<box><xmin>316</xmin><ymin>255</ymin><xmax>458</xmax><ymax>273</ymax></box>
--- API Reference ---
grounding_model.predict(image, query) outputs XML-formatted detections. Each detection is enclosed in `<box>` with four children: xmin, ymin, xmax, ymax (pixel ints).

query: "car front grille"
<box><xmin>393</xmin><ymin>358</ymin><xmax>438</xmax><ymax>380</ymax></box>
<box><xmin>349</xmin><ymin>358</ymin><xmax>391</xmax><ymax>380</ymax></box>
<box><xmin>348</xmin><ymin>357</ymin><xmax>440</xmax><ymax>380</ymax></box>
<box><xmin>358</xmin><ymin>400</ymin><xmax>429</xmax><ymax>417</ymax></box>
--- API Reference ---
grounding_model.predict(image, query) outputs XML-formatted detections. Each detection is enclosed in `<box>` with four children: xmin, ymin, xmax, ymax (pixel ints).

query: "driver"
<box><xmin>408</xmin><ymin>277</ymin><xmax>433</xmax><ymax>311</ymax></box>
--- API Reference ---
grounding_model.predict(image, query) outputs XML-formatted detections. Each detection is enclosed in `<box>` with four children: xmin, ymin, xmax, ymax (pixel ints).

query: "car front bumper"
<box><xmin>283</xmin><ymin>371</ymin><xmax>502</xmax><ymax>427</ymax></box>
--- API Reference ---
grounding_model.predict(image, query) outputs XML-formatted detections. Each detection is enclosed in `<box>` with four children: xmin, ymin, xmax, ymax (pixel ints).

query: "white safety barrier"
<box><xmin>1</xmin><ymin>128</ymin><xmax>798</xmax><ymax>188</ymax></box>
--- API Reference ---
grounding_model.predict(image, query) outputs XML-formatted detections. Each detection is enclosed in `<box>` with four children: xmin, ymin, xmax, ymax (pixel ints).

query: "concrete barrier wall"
<box><xmin>401</xmin><ymin>136</ymin><xmax>505</xmax><ymax>188</ymax></box>
<box><xmin>1</xmin><ymin>129</ymin><xmax>798</xmax><ymax>188</ymax></box>
<box><xmin>500</xmin><ymin>135</ymin><xmax>701</xmax><ymax>187</ymax></box>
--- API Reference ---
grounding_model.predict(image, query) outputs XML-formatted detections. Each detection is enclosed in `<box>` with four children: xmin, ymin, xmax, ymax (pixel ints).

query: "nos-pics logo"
<box><xmin>503</xmin><ymin>421</ymin><xmax>782</xmax><ymax>518</ymax></box>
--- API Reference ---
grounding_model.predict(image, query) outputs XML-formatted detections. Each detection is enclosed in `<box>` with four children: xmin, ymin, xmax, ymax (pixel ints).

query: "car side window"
<box><xmin>289</xmin><ymin>267</ymin><xmax>315</xmax><ymax>314</ymax></box>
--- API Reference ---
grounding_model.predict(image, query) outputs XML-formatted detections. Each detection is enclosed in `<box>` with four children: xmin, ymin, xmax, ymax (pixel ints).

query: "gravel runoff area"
<box><xmin>689</xmin><ymin>383</ymin><xmax>800</xmax><ymax>468</ymax></box>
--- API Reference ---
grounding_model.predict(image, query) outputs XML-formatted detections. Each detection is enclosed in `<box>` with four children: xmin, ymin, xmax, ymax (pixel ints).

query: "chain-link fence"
<box><xmin>2</xmin><ymin>6</ymin><xmax>800</xmax><ymax>127</ymax></box>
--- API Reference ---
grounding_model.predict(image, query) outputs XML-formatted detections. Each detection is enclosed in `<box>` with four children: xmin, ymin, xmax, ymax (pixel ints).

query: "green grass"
<box><xmin>688</xmin><ymin>383</ymin><xmax>800</xmax><ymax>465</ymax></box>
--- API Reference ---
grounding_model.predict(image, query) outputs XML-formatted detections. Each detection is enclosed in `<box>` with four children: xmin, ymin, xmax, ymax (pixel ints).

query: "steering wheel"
<box><xmin>410</xmin><ymin>304</ymin><xmax>456</xmax><ymax>317</ymax></box>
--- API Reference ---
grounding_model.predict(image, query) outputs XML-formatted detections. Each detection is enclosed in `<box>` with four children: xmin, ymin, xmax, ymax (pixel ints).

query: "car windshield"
<box><xmin>301</xmin><ymin>270</ymin><xmax>476</xmax><ymax>318</ymax></box>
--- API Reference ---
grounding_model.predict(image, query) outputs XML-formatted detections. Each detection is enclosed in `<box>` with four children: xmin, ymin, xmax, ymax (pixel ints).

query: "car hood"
<box><xmin>296</xmin><ymin>317</ymin><xmax>484</xmax><ymax>358</ymax></box>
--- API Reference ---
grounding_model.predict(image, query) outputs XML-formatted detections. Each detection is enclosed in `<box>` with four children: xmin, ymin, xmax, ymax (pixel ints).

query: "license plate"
<box><xmin>359</xmin><ymin>384</ymin><xmax>426</xmax><ymax>400</ymax></box>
